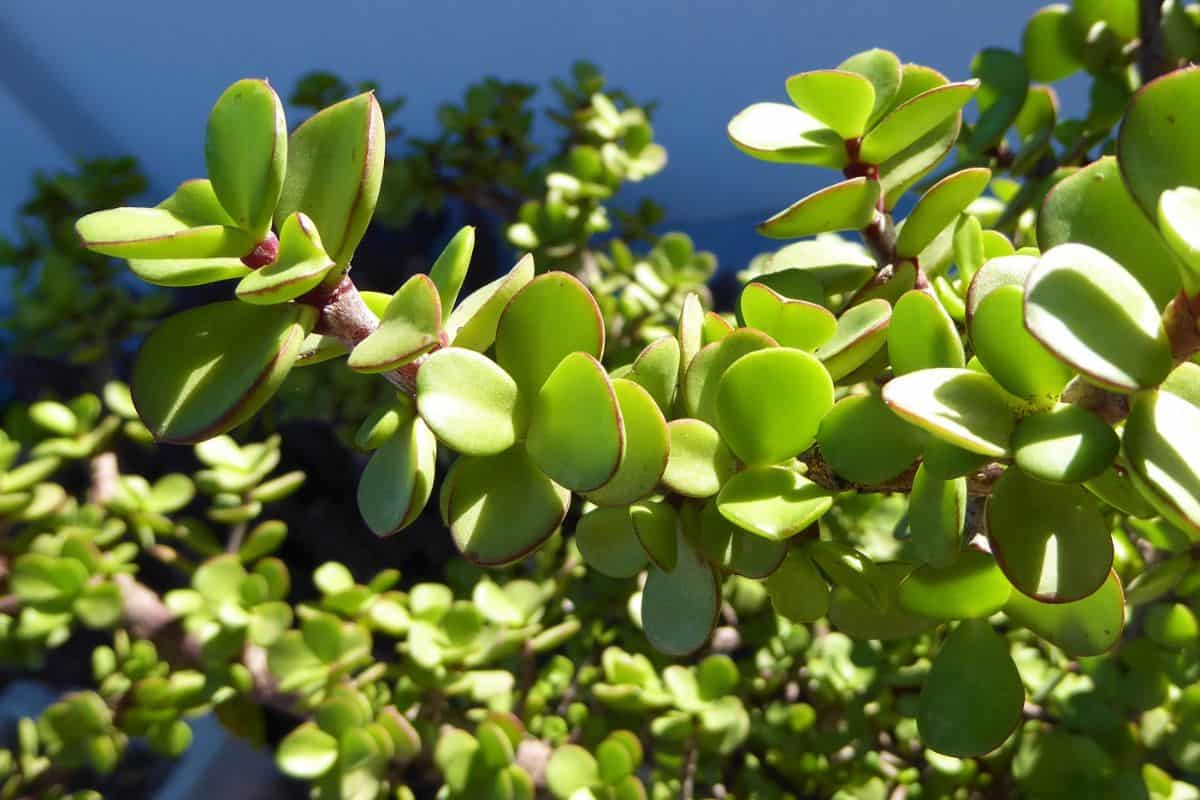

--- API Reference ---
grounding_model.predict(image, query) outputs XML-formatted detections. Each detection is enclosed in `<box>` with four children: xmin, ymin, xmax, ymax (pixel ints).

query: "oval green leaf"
<box><xmin>205</xmin><ymin>78</ymin><xmax>287</xmax><ymax>237</ymax></box>
<box><xmin>1024</xmin><ymin>243</ymin><xmax>1172</xmax><ymax>393</ymax></box>
<box><xmin>883</xmin><ymin>368</ymin><xmax>1017</xmax><ymax>457</ymax></box>
<box><xmin>276</xmin><ymin>92</ymin><xmax>385</xmax><ymax>266</ymax></box>
<box><xmin>496</xmin><ymin>271</ymin><xmax>605</xmax><ymax>396</ymax></box>
<box><xmin>888</xmin><ymin>290</ymin><xmax>965</xmax><ymax>375</ymax></box>
<box><xmin>757</xmin><ymin>178</ymin><xmax>880</xmax><ymax>240</ymax></box>
<box><xmin>444</xmin><ymin>447</ymin><xmax>569</xmax><ymax>566</ymax></box>
<box><xmin>132</xmin><ymin>302</ymin><xmax>314</xmax><ymax>443</ymax></box>
<box><xmin>1011</xmin><ymin>404</ymin><xmax>1119</xmax><ymax>483</ymax></box>
<box><xmin>416</xmin><ymin>348</ymin><xmax>522</xmax><ymax>456</ymax></box>
<box><xmin>585</xmin><ymin>379</ymin><xmax>669</xmax><ymax>507</ymax></box>
<box><xmin>817</xmin><ymin>394</ymin><xmax>924</xmax><ymax>484</ymax></box>
<box><xmin>918</xmin><ymin>620</ymin><xmax>1023</xmax><ymax>758</ymax></box>
<box><xmin>987</xmin><ymin>467</ymin><xmax>1112</xmax><ymax>602</ymax></box>
<box><xmin>716</xmin><ymin>348</ymin><xmax>834</xmax><ymax>466</ymax></box>
<box><xmin>716</xmin><ymin>466</ymin><xmax>833</xmax><ymax>541</ymax></box>
<box><xmin>527</xmin><ymin>352</ymin><xmax>624</xmax><ymax>492</ymax></box>
<box><xmin>356</xmin><ymin>417</ymin><xmax>437</xmax><ymax>536</ymax></box>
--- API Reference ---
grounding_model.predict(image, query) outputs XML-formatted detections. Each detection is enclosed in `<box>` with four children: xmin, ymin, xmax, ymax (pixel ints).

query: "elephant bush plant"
<box><xmin>5</xmin><ymin>0</ymin><xmax>1200</xmax><ymax>797</ymax></box>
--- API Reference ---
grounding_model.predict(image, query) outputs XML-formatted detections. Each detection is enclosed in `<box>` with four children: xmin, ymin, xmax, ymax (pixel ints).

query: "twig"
<box><xmin>1139</xmin><ymin>0</ymin><xmax>1171</xmax><ymax>83</ymax></box>
<box><xmin>681</xmin><ymin>733</ymin><xmax>699</xmax><ymax>800</ymax></box>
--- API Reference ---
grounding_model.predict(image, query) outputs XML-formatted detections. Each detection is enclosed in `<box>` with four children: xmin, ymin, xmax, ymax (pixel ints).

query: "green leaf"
<box><xmin>496</xmin><ymin>272</ymin><xmax>605</xmax><ymax>396</ymax></box>
<box><xmin>807</xmin><ymin>541</ymin><xmax>882</xmax><ymax>608</ymax></box>
<box><xmin>757</xmin><ymin>178</ymin><xmax>880</xmax><ymax>240</ymax></box>
<box><xmin>29</xmin><ymin>402</ymin><xmax>77</xmax><ymax>436</ymax></box>
<box><xmin>641</xmin><ymin>528</ymin><xmax>720</xmax><ymax>656</ymax></box>
<box><xmin>123</xmin><ymin>255</ymin><xmax>251</xmax><ymax>288</ymax></box>
<box><xmin>888</xmin><ymin>290</ymin><xmax>965</xmax><ymax>375</ymax></box>
<box><xmin>132</xmin><ymin>302</ymin><xmax>315</xmax><ymax>443</ymax></box>
<box><xmin>716</xmin><ymin>348</ymin><xmax>833</xmax><ymax>466</ymax></box>
<box><xmin>678</xmin><ymin>292</ymin><xmax>706</xmax><ymax>379</ymax></box>
<box><xmin>1005</xmin><ymin>570</ymin><xmax>1124</xmax><ymax>657</ymax></box>
<box><xmin>965</xmin><ymin>49</ymin><xmax>1027</xmax><ymax>155</ymax></box>
<box><xmin>860</xmin><ymin>81</ymin><xmax>977</xmax><ymax>164</ymax></box>
<box><xmin>785</xmin><ymin>69</ymin><xmax>876</xmax><ymax>139</ymax></box>
<box><xmin>970</xmin><ymin>283</ymin><xmax>1074</xmax><ymax>402</ymax></box>
<box><xmin>895</xmin><ymin>169</ymin><xmax>991</xmax><ymax>259</ymax></box>
<box><xmin>585</xmin><ymin>379</ymin><xmax>669</xmax><ymax>507</ymax></box>
<box><xmin>356</xmin><ymin>417</ymin><xmax>437</xmax><ymax>536</ymax></box>
<box><xmin>908</xmin><ymin>464</ymin><xmax>966</xmax><ymax>568</ymax></box>
<box><xmin>898</xmin><ymin>549</ymin><xmax>1011</xmax><ymax>619</ymax></box>
<box><xmin>1146</xmin><ymin>602</ymin><xmax>1198</xmax><ymax>648</ymax></box>
<box><xmin>575</xmin><ymin>506</ymin><xmax>648</xmax><ymax>579</ymax></box>
<box><xmin>1038</xmin><ymin>157</ymin><xmax>1181</xmax><ymax>307</ymax></box>
<box><xmin>829</xmin><ymin>562</ymin><xmax>937</xmax><ymax>640</ymax></box>
<box><xmin>429</xmin><ymin>226</ymin><xmax>475</xmax><ymax>312</ymax></box>
<box><xmin>987</xmin><ymin>467</ymin><xmax>1112</xmax><ymax>602</ymax></box>
<box><xmin>717</xmin><ymin>466</ymin><xmax>833</xmax><ymax>541</ymax></box>
<box><xmin>661</xmin><ymin>418</ymin><xmax>735</xmax><ymax>498</ymax></box>
<box><xmin>194</xmin><ymin>554</ymin><xmax>247</xmax><ymax>604</ymax></box>
<box><xmin>1025</xmin><ymin>243</ymin><xmax>1172</xmax><ymax>393</ymax></box>
<box><xmin>527</xmin><ymin>353</ymin><xmax>624</xmax><ymax>492</ymax></box>
<box><xmin>355</xmin><ymin>397</ymin><xmax>413</xmax><ymax>451</ymax></box>
<box><xmin>1011</xmin><ymin>404</ymin><xmax>1119</xmax><ymax>483</ymax></box>
<box><xmin>1022</xmin><ymin>4</ymin><xmax>1085</xmax><ymax>81</ymax></box>
<box><xmin>815</xmin><ymin>298</ymin><xmax>891</xmax><ymax>381</ymax></box>
<box><xmin>726</xmin><ymin>103</ymin><xmax>845</xmax><ymax>167</ymax></box>
<box><xmin>697</xmin><ymin>500</ymin><xmax>787</xmax><ymax>579</ymax></box>
<box><xmin>918</xmin><ymin>620</ymin><xmax>1023</xmax><ymax>758</ymax></box>
<box><xmin>547</xmin><ymin>744</ymin><xmax>599</xmax><ymax>799</ymax></box>
<box><xmin>767</xmin><ymin>237</ymin><xmax>876</xmax><ymax>295</ymax></box>
<box><xmin>446</xmin><ymin>255</ymin><xmax>535</xmax><ymax>351</ymax></box>
<box><xmin>11</xmin><ymin>554</ymin><xmax>87</xmax><ymax>608</ymax></box>
<box><xmin>158</xmin><ymin>177</ymin><xmax>238</xmax><ymax>227</ymax></box>
<box><xmin>765</xmin><ymin>548</ymin><xmax>830</xmax><ymax>622</ymax></box>
<box><xmin>630</xmin><ymin>500</ymin><xmax>678</xmax><ymax>571</ymax></box>
<box><xmin>1083</xmin><ymin>463</ymin><xmax>1157</xmax><ymax>518</ymax></box>
<box><xmin>816</xmin><ymin>394</ymin><xmax>924</xmax><ymax>484</ymax></box>
<box><xmin>444</xmin><ymin>447</ymin><xmax>569</xmax><ymax>565</ymax></box>
<box><xmin>277</xmin><ymin>722</ymin><xmax>339</xmax><ymax>779</ymax></box>
<box><xmin>965</xmin><ymin>253</ymin><xmax>1034</xmax><ymax>322</ymax></box>
<box><xmin>596</xmin><ymin>737</ymin><xmax>636</xmax><ymax>784</ymax></box>
<box><xmin>417</xmin><ymin>348</ymin><xmax>522</xmax><ymax>456</ymax></box>
<box><xmin>838</xmin><ymin>49</ymin><xmax>902</xmax><ymax>128</ymax></box>
<box><xmin>1158</xmin><ymin>186</ymin><xmax>1200</xmax><ymax>294</ymax></box>
<box><xmin>276</xmin><ymin>92</ymin><xmax>385</xmax><ymax>265</ymax></box>
<box><xmin>236</xmin><ymin>212</ymin><xmax>335</xmax><ymax>304</ymax></box>
<box><xmin>76</xmin><ymin>206</ymin><xmax>255</xmax><ymax>260</ymax></box>
<box><xmin>882</xmin><ymin>368</ymin><xmax>1017</xmax><ymax>457</ymax></box>
<box><xmin>205</xmin><ymin>78</ymin><xmax>287</xmax><ymax>237</ymax></box>
<box><xmin>1123</xmin><ymin>390</ymin><xmax>1200</xmax><ymax>536</ymax></box>
<box><xmin>348</xmin><ymin>274</ymin><xmax>443</xmax><ymax>373</ymax></box>
<box><xmin>739</xmin><ymin>282</ymin><xmax>836</xmax><ymax>351</ymax></box>
<box><xmin>1118</xmin><ymin>68</ymin><xmax>1200</xmax><ymax>221</ymax></box>
<box><xmin>683</xmin><ymin>328</ymin><xmax>777</xmax><ymax>424</ymax></box>
<box><xmin>147</xmin><ymin>473</ymin><xmax>195</xmax><ymax>514</ymax></box>
<box><xmin>627</xmin><ymin>336</ymin><xmax>680</xmax><ymax>414</ymax></box>
<box><xmin>877</xmin><ymin>66</ymin><xmax>961</xmax><ymax>210</ymax></box>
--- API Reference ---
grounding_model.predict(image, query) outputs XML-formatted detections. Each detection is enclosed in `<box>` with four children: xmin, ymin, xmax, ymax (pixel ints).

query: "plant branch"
<box><xmin>113</xmin><ymin>574</ymin><xmax>299</xmax><ymax>716</ymax></box>
<box><xmin>1139</xmin><ymin>0</ymin><xmax>1170</xmax><ymax>83</ymax></box>
<box><xmin>303</xmin><ymin>276</ymin><xmax>424</xmax><ymax>396</ymax></box>
<box><xmin>799</xmin><ymin>449</ymin><xmax>1005</xmax><ymax>497</ymax></box>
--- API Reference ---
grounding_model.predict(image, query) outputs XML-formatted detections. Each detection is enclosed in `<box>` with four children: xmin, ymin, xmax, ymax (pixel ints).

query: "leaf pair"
<box><xmin>78</xmin><ymin>81</ymin><xmax>387</xmax><ymax>299</ymax></box>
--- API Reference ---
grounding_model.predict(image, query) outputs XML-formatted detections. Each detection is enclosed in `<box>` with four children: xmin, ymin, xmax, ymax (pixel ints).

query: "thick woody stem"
<box><xmin>114</xmin><ymin>574</ymin><xmax>298</xmax><ymax>715</ymax></box>
<box><xmin>304</xmin><ymin>276</ymin><xmax>423</xmax><ymax>396</ymax></box>
<box><xmin>799</xmin><ymin>449</ymin><xmax>1005</xmax><ymax>497</ymax></box>
<box><xmin>88</xmin><ymin>452</ymin><xmax>120</xmax><ymax>505</ymax></box>
<box><xmin>1139</xmin><ymin>0</ymin><xmax>1170</xmax><ymax>83</ymax></box>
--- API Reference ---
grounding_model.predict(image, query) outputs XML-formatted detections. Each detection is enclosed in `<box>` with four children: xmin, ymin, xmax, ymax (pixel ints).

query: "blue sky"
<box><xmin>0</xmin><ymin>0</ymin><xmax>1063</xmax><ymax>265</ymax></box>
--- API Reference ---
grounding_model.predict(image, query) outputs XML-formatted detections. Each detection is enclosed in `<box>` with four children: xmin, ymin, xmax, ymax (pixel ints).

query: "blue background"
<box><xmin>0</xmin><ymin>0</ymin><xmax>1062</xmax><ymax>265</ymax></box>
